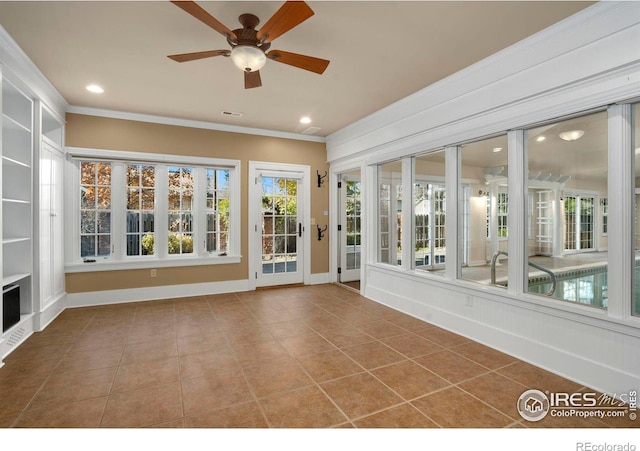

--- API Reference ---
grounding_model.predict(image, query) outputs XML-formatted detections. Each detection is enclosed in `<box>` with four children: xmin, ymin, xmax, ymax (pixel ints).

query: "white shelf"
<box><xmin>2</xmin><ymin>155</ymin><xmax>30</xmax><ymax>169</ymax></box>
<box><xmin>2</xmin><ymin>237</ymin><xmax>30</xmax><ymax>245</ymax></box>
<box><xmin>1</xmin><ymin>112</ymin><xmax>31</xmax><ymax>134</ymax></box>
<box><xmin>2</xmin><ymin>273</ymin><xmax>30</xmax><ymax>286</ymax></box>
<box><xmin>2</xmin><ymin>198</ymin><xmax>30</xmax><ymax>204</ymax></box>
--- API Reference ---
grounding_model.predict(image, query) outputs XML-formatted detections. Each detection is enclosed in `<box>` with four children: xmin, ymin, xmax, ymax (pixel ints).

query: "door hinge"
<box><xmin>337</xmin><ymin>224</ymin><xmax>342</xmax><ymax>231</ymax></box>
<box><xmin>255</xmin><ymin>272</ymin><xmax>258</xmax><ymax>279</ymax></box>
<box><xmin>338</xmin><ymin>181</ymin><xmax>342</xmax><ymax>189</ymax></box>
<box><xmin>338</xmin><ymin>267</ymin><xmax>342</xmax><ymax>274</ymax></box>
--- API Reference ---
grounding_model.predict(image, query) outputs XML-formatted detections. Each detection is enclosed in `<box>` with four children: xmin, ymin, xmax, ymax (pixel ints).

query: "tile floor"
<box><xmin>0</xmin><ymin>284</ymin><xmax>634</xmax><ymax>428</ymax></box>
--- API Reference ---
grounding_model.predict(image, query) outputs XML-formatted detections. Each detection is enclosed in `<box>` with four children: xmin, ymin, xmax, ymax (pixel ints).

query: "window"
<box><xmin>126</xmin><ymin>164</ymin><xmax>155</xmax><ymax>256</ymax></box>
<box><xmin>80</xmin><ymin>162</ymin><xmax>111</xmax><ymax>259</ymax></box>
<box><xmin>460</xmin><ymin>134</ymin><xmax>508</xmax><ymax>285</ymax></box>
<box><xmin>205</xmin><ymin>169</ymin><xmax>230</xmax><ymax>253</ymax></box>
<box><xmin>377</xmin><ymin>161</ymin><xmax>402</xmax><ymax>266</ymax></box>
<box><xmin>525</xmin><ymin>110</ymin><xmax>608</xmax><ymax>309</ymax></box>
<box><xmin>67</xmin><ymin>148</ymin><xmax>240</xmax><ymax>270</ymax></box>
<box><xmin>414</xmin><ymin>150</ymin><xmax>446</xmax><ymax>273</ymax></box>
<box><xmin>168</xmin><ymin>167</ymin><xmax>194</xmax><ymax>255</ymax></box>
<box><xmin>497</xmin><ymin>192</ymin><xmax>509</xmax><ymax>238</ymax></box>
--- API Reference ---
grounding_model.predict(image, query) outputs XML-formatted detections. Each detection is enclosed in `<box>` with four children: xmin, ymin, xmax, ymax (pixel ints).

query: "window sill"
<box><xmin>65</xmin><ymin>255</ymin><xmax>242</xmax><ymax>273</ymax></box>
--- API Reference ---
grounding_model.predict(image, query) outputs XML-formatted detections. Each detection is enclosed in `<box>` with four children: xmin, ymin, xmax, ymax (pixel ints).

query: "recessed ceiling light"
<box><xmin>300</xmin><ymin>116</ymin><xmax>312</xmax><ymax>124</ymax></box>
<box><xmin>492</xmin><ymin>147</ymin><xmax>503</xmax><ymax>153</ymax></box>
<box><xmin>536</xmin><ymin>136</ymin><xmax>546</xmax><ymax>142</ymax></box>
<box><xmin>86</xmin><ymin>84</ymin><xmax>104</xmax><ymax>94</ymax></box>
<box><xmin>559</xmin><ymin>130</ymin><xmax>584</xmax><ymax>141</ymax></box>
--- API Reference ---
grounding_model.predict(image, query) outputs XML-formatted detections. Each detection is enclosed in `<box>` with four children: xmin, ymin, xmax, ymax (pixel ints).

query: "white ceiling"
<box><xmin>0</xmin><ymin>1</ymin><xmax>594</xmax><ymax>138</ymax></box>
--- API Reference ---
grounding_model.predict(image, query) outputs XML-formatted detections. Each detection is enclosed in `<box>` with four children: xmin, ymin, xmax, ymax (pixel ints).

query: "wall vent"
<box><xmin>302</xmin><ymin>126</ymin><xmax>321</xmax><ymax>135</ymax></box>
<box><xmin>221</xmin><ymin>111</ymin><xmax>243</xmax><ymax>117</ymax></box>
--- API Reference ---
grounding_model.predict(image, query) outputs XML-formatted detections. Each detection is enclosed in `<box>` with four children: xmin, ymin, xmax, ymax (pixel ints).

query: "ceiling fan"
<box><xmin>168</xmin><ymin>1</ymin><xmax>330</xmax><ymax>89</ymax></box>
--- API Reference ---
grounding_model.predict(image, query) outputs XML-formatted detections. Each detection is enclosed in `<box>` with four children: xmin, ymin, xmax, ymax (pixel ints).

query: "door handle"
<box><xmin>298</xmin><ymin>223</ymin><xmax>302</xmax><ymax>237</ymax></box>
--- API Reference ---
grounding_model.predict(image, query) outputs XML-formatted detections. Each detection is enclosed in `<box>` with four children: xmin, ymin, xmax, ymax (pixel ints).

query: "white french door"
<box><xmin>249</xmin><ymin>162</ymin><xmax>310</xmax><ymax>289</ymax></box>
<box><xmin>339</xmin><ymin>176</ymin><xmax>361</xmax><ymax>283</ymax></box>
<box><xmin>564</xmin><ymin>194</ymin><xmax>596</xmax><ymax>252</ymax></box>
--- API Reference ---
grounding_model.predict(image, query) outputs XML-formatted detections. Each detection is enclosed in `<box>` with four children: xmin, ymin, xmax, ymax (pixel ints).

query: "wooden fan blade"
<box><xmin>168</xmin><ymin>49</ymin><xmax>230</xmax><ymax>62</ymax></box>
<box><xmin>171</xmin><ymin>1</ymin><xmax>237</xmax><ymax>40</ymax></box>
<box><xmin>245</xmin><ymin>70</ymin><xmax>262</xmax><ymax>89</ymax></box>
<box><xmin>267</xmin><ymin>50</ymin><xmax>329</xmax><ymax>74</ymax></box>
<box><xmin>257</xmin><ymin>1</ymin><xmax>314</xmax><ymax>44</ymax></box>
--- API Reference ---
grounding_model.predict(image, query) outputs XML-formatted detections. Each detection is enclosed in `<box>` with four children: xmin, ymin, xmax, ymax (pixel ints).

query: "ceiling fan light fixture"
<box><xmin>230</xmin><ymin>45</ymin><xmax>266</xmax><ymax>72</ymax></box>
<box><xmin>559</xmin><ymin>130</ymin><xmax>585</xmax><ymax>141</ymax></box>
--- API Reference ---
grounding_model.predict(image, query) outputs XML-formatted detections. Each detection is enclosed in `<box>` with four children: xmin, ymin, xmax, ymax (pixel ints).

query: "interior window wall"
<box><xmin>377</xmin><ymin>161</ymin><xmax>402</xmax><ymax>266</ymax></box>
<box><xmin>459</xmin><ymin>135</ymin><xmax>509</xmax><ymax>285</ymax></box>
<box><xmin>635</xmin><ymin>103</ymin><xmax>639</xmax><ymax>316</ymax></box>
<box><xmin>525</xmin><ymin>111</ymin><xmax>608</xmax><ymax>309</ymax></box>
<box><xmin>413</xmin><ymin>150</ymin><xmax>446</xmax><ymax>275</ymax></box>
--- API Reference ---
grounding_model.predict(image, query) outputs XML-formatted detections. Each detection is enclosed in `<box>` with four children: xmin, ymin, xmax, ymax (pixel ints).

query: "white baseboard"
<box><xmin>308</xmin><ymin>273</ymin><xmax>331</xmax><ymax>285</ymax></box>
<box><xmin>66</xmin><ymin>279</ymin><xmax>250</xmax><ymax>308</ymax></box>
<box><xmin>35</xmin><ymin>293</ymin><xmax>67</xmax><ymax>331</ymax></box>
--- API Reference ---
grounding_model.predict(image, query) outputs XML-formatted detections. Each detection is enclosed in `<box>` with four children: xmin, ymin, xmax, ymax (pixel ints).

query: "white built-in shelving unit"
<box><xmin>1</xmin><ymin>76</ymin><xmax>34</xmax><ymax>349</ymax></box>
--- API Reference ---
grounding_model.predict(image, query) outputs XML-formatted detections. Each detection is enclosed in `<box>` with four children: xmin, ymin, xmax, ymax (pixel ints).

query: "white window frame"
<box><xmin>65</xmin><ymin>147</ymin><xmax>241</xmax><ymax>272</ymax></box>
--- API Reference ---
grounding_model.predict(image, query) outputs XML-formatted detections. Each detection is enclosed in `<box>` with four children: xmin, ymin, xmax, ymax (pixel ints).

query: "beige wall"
<box><xmin>65</xmin><ymin>113</ymin><xmax>329</xmax><ymax>293</ymax></box>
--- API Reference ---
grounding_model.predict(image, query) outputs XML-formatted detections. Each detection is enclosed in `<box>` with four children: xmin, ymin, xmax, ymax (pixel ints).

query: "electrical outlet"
<box><xmin>151</xmin><ymin>269</ymin><xmax>157</xmax><ymax>278</ymax></box>
<box><xmin>310</xmin><ymin>218</ymin><xmax>316</xmax><ymax>225</ymax></box>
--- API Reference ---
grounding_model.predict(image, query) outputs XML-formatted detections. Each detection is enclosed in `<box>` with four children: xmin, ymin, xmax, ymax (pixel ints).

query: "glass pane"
<box><xmin>287</xmin><ymin>235</ymin><xmax>297</xmax><ymax>254</ymax></box>
<box><xmin>460</xmin><ymin>135</ymin><xmax>508</xmax><ymax>285</ymax></box>
<box><xmin>142</xmin><ymin>213</ymin><xmax>154</xmax><ymax>233</ymax></box>
<box><xmin>274</xmin><ymin>236</ymin><xmax>285</xmax><ymax>254</ymax></box>
<box><xmin>127</xmin><ymin>165</ymin><xmax>140</xmax><ymax>187</ymax></box>
<box><xmin>263</xmin><ymin>216</ymin><xmax>274</xmax><ymax>234</ymax></box>
<box><xmin>141</xmin><ymin>166</ymin><xmax>155</xmax><ymax>187</ymax></box>
<box><xmin>262</xmin><ymin>236</ymin><xmax>273</xmax><ymax>255</ymax></box>
<box><xmin>414</xmin><ymin>149</ymin><xmax>446</xmax><ymax>275</ymax></box>
<box><xmin>81</xmin><ymin>188</ymin><xmax>95</xmax><ymax>209</ymax></box>
<box><xmin>127</xmin><ymin>212</ymin><xmax>140</xmax><ymax>233</ymax></box>
<box><xmin>206</xmin><ymin>233</ymin><xmax>216</xmax><ymax>252</ymax></box>
<box><xmin>207</xmin><ymin>213</ymin><xmax>216</xmax><ymax>232</ymax></box>
<box><xmin>80</xmin><ymin>236</ymin><xmax>95</xmax><ymax>258</ymax></box>
<box><xmin>127</xmin><ymin>234</ymin><xmax>140</xmax><ymax>256</ymax></box>
<box><xmin>168</xmin><ymin>214</ymin><xmax>180</xmax><ymax>232</ymax></box>
<box><xmin>81</xmin><ymin>162</ymin><xmax>95</xmax><ymax>185</ymax></box>
<box><xmin>97</xmin><ymin>188</ymin><xmax>111</xmax><ymax>209</ymax></box>
<box><xmin>97</xmin><ymin>163</ymin><xmax>111</xmax><ymax>185</ymax></box>
<box><xmin>142</xmin><ymin>233</ymin><xmax>154</xmax><ymax>255</ymax></box>
<box><xmin>275</xmin><ymin>217</ymin><xmax>285</xmax><ymax>234</ymax></box>
<box><xmin>81</xmin><ymin>211</ymin><xmax>96</xmax><ymax>233</ymax></box>
<box><xmin>97</xmin><ymin>235</ymin><xmax>111</xmax><ymax>256</ymax></box>
<box><xmin>378</xmin><ymin>161</ymin><xmax>401</xmax><ymax>266</ymax></box>
<box><xmin>127</xmin><ymin>188</ymin><xmax>140</xmax><ymax>210</ymax></box>
<box><xmin>168</xmin><ymin>189</ymin><xmax>180</xmax><ymax>210</ymax></box>
<box><xmin>97</xmin><ymin>212</ymin><xmax>111</xmax><ymax>233</ymax></box>
<box><xmin>141</xmin><ymin>189</ymin><xmax>154</xmax><ymax>210</ymax></box>
<box><xmin>526</xmin><ymin>110</ymin><xmax>608</xmax><ymax>310</ymax></box>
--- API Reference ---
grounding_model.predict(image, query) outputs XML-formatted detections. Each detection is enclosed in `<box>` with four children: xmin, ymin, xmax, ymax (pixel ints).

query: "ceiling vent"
<box><xmin>302</xmin><ymin>126</ymin><xmax>321</xmax><ymax>135</ymax></box>
<box><xmin>221</xmin><ymin>111</ymin><xmax>243</xmax><ymax>117</ymax></box>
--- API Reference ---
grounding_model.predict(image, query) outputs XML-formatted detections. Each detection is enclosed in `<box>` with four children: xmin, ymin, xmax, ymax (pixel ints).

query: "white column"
<box><xmin>445</xmin><ymin>146</ymin><xmax>460</xmax><ymax>280</ymax></box>
<box><xmin>607</xmin><ymin>104</ymin><xmax>634</xmax><ymax>319</ymax></box>
<box><xmin>508</xmin><ymin>129</ymin><xmax>527</xmax><ymax>296</ymax></box>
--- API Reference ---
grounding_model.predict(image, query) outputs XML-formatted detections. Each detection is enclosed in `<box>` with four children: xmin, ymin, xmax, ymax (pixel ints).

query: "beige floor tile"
<box><xmin>412</xmin><ymin>387</ymin><xmax>513</xmax><ymax>428</ymax></box>
<box><xmin>120</xmin><ymin>338</ymin><xmax>178</xmax><ymax>365</ymax></box>
<box><xmin>278</xmin><ymin>332</ymin><xmax>337</xmax><ymax>357</ymax></box>
<box><xmin>30</xmin><ymin>366</ymin><xmax>117</xmax><ymax>408</ymax></box>
<box><xmin>185</xmin><ymin>401</ymin><xmax>268</xmax><ymax>428</ymax></box>
<box><xmin>458</xmin><ymin>371</ymin><xmax>528</xmax><ymax>420</ymax></box>
<box><xmin>497</xmin><ymin>361</ymin><xmax>584</xmax><ymax>394</ymax></box>
<box><xmin>112</xmin><ymin>357</ymin><xmax>180</xmax><ymax>394</ymax></box>
<box><xmin>414</xmin><ymin>350</ymin><xmax>490</xmax><ymax>383</ymax></box>
<box><xmin>413</xmin><ymin>326</ymin><xmax>470</xmax><ymax>348</ymax></box>
<box><xmin>356</xmin><ymin>320</ymin><xmax>407</xmax><ymax>339</ymax></box>
<box><xmin>101</xmin><ymin>381</ymin><xmax>183</xmax><ymax>428</ymax></box>
<box><xmin>181</xmin><ymin>370</ymin><xmax>254</xmax><ymax>416</ymax></box>
<box><xmin>321</xmin><ymin>372</ymin><xmax>403</xmax><ymax>419</ymax></box>
<box><xmin>260</xmin><ymin>385</ymin><xmax>347</xmax><ymax>427</ymax></box>
<box><xmin>179</xmin><ymin>348</ymin><xmax>240</xmax><ymax>381</ymax></box>
<box><xmin>14</xmin><ymin>397</ymin><xmax>108</xmax><ymax>428</ymax></box>
<box><xmin>242</xmin><ymin>357</ymin><xmax>314</xmax><ymax>398</ymax></box>
<box><xmin>380</xmin><ymin>333</ymin><xmax>443</xmax><ymax>358</ymax></box>
<box><xmin>298</xmin><ymin>349</ymin><xmax>364</xmax><ymax>383</ymax></box>
<box><xmin>341</xmin><ymin>341</ymin><xmax>406</xmax><ymax>370</ymax></box>
<box><xmin>354</xmin><ymin>403</ymin><xmax>439</xmax><ymax>428</ymax></box>
<box><xmin>371</xmin><ymin>360</ymin><xmax>450</xmax><ymax>400</ymax></box>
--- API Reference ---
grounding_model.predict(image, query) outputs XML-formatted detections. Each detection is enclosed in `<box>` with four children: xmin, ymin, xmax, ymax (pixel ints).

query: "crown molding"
<box><xmin>67</xmin><ymin>106</ymin><xmax>326</xmax><ymax>144</ymax></box>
